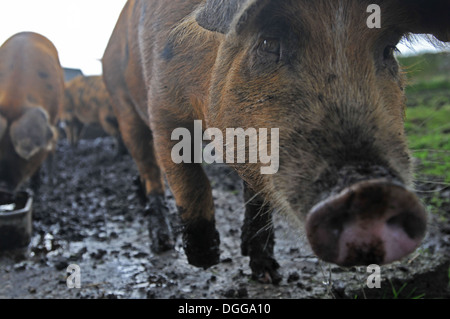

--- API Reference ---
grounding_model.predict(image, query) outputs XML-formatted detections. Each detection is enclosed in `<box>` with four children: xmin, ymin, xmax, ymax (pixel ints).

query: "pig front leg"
<box><xmin>45</xmin><ymin>150</ymin><xmax>56</xmax><ymax>187</ymax></box>
<box><xmin>171</xmin><ymin>164</ymin><xmax>221</xmax><ymax>269</ymax></box>
<box><xmin>241</xmin><ymin>182</ymin><xmax>281</xmax><ymax>284</ymax></box>
<box><xmin>29</xmin><ymin>150</ymin><xmax>56</xmax><ymax>194</ymax></box>
<box><xmin>30</xmin><ymin>167</ymin><xmax>41</xmax><ymax>194</ymax></box>
<box><xmin>111</xmin><ymin>92</ymin><xmax>174</xmax><ymax>253</ymax></box>
<box><xmin>145</xmin><ymin>190</ymin><xmax>173</xmax><ymax>254</ymax></box>
<box><xmin>154</xmin><ymin>130</ymin><xmax>220</xmax><ymax>269</ymax></box>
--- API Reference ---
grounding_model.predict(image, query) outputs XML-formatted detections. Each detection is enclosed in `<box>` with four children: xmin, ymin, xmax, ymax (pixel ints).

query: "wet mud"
<box><xmin>0</xmin><ymin>136</ymin><xmax>449</xmax><ymax>299</ymax></box>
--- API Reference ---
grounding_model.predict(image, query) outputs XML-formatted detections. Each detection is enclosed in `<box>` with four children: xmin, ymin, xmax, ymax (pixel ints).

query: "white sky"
<box><xmin>0</xmin><ymin>0</ymin><xmax>127</xmax><ymax>75</ymax></box>
<box><xmin>0</xmin><ymin>0</ymin><xmax>446</xmax><ymax>76</ymax></box>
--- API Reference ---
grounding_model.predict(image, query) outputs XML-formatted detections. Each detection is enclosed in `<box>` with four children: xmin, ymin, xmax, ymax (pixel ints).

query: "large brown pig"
<box><xmin>0</xmin><ymin>32</ymin><xmax>64</xmax><ymax>193</ymax></box>
<box><xmin>103</xmin><ymin>0</ymin><xmax>449</xmax><ymax>283</ymax></box>
<box><xmin>62</xmin><ymin>75</ymin><xmax>124</xmax><ymax>153</ymax></box>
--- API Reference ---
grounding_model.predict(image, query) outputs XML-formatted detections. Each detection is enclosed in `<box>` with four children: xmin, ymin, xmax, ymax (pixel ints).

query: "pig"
<box><xmin>102</xmin><ymin>0</ymin><xmax>449</xmax><ymax>283</ymax></box>
<box><xmin>0</xmin><ymin>32</ymin><xmax>64</xmax><ymax>193</ymax></box>
<box><xmin>62</xmin><ymin>75</ymin><xmax>125</xmax><ymax>153</ymax></box>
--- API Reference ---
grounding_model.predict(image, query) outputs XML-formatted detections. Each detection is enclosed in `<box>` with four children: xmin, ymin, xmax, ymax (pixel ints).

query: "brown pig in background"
<box><xmin>62</xmin><ymin>75</ymin><xmax>125</xmax><ymax>154</ymax></box>
<box><xmin>103</xmin><ymin>0</ymin><xmax>450</xmax><ymax>283</ymax></box>
<box><xmin>0</xmin><ymin>32</ymin><xmax>64</xmax><ymax>193</ymax></box>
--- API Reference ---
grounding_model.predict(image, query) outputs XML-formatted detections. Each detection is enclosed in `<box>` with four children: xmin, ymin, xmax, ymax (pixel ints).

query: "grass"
<box><xmin>355</xmin><ymin>281</ymin><xmax>427</xmax><ymax>299</ymax></box>
<box><xmin>388</xmin><ymin>280</ymin><xmax>426</xmax><ymax>299</ymax></box>
<box><xmin>407</xmin><ymin>77</ymin><xmax>450</xmax><ymax>93</ymax></box>
<box><xmin>405</xmin><ymin>104</ymin><xmax>450</xmax><ymax>183</ymax></box>
<box><xmin>398</xmin><ymin>52</ymin><xmax>450</xmax><ymax>84</ymax></box>
<box><xmin>400</xmin><ymin>52</ymin><xmax>450</xmax><ymax>188</ymax></box>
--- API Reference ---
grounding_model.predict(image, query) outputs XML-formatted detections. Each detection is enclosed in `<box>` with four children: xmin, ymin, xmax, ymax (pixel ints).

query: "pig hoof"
<box><xmin>250</xmin><ymin>257</ymin><xmax>281</xmax><ymax>285</ymax></box>
<box><xmin>133</xmin><ymin>176</ymin><xmax>147</xmax><ymax>206</ymax></box>
<box><xmin>183</xmin><ymin>218</ymin><xmax>221</xmax><ymax>269</ymax></box>
<box><xmin>145</xmin><ymin>194</ymin><xmax>174</xmax><ymax>253</ymax></box>
<box><xmin>149</xmin><ymin>226</ymin><xmax>174</xmax><ymax>253</ymax></box>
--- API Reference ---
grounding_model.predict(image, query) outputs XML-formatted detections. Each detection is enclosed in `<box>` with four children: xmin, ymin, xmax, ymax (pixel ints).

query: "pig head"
<box><xmin>0</xmin><ymin>107</ymin><xmax>56</xmax><ymax>192</ymax></box>
<box><xmin>192</xmin><ymin>0</ymin><xmax>449</xmax><ymax>266</ymax></box>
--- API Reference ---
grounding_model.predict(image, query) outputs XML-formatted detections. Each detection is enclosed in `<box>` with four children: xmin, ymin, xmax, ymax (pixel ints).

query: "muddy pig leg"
<box><xmin>68</xmin><ymin>117</ymin><xmax>84</xmax><ymax>148</ymax></box>
<box><xmin>45</xmin><ymin>150</ymin><xmax>56</xmax><ymax>187</ymax></box>
<box><xmin>153</xmin><ymin>126</ymin><xmax>220</xmax><ymax>269</ymax></box>
<box><xmin>30</xmin><ymin>167</ymin><xmax>41</xmax><ymax>194</ymax></box>
<box><xmin>241</xmin><ymin>182</ymin><xmax>281</xmax><ymax>284</ymax></box>
<box><xmin>99</xmin><ymin>109</ymin><xmax>128</xmax><ymax>156</ymax></box>
<box><xmin>114</xmin><ymin>135</ymin><xmax>128</xmax><ymax>157</ymax></box>
<box><xmin>29</xmin><ymin>151</ymin><xmax>55</xmax><ymax>193</ymax></box>
<box><xmin>112</xmin><ymin>92</ymin><xmax>173</xmax><ymax>253</ymax></box>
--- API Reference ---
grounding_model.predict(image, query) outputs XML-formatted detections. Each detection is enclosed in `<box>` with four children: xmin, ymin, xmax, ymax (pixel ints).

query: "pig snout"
<box><xmin>306</xmin><ymin>180</ymin><xmax>427</xmax><ymax>267</ymax></box>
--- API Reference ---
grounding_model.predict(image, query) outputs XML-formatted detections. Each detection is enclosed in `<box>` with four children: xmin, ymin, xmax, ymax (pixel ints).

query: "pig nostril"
<box><xmin>325</xmin><ymin>213</ymin><xmax>350</xmax><ymax>238</ymax></box>
<box><xmin>387</xmin><ymin>212</ymin><xmax>426</xmax><ymax>240</ymax></box>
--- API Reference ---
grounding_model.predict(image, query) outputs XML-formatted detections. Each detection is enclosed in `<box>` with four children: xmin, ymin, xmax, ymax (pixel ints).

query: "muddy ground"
<box><xmin>0</xmin><ymin>134</ymin><xmax>449</xmax><ymax>299</ymax></box>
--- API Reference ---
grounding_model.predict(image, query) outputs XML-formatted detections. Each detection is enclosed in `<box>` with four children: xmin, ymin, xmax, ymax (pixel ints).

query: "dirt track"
<box><xmin>0</xmin><ymin>136</ymin><xmax>449</xmax><ymax>299</ymax></box>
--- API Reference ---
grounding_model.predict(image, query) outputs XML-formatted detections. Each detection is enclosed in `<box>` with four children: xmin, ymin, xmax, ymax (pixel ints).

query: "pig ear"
<box><xmin>196</xmin><ymin>0</ymin><xmax>269</xmax><ymax>34</ymax></box>
<box><xmin>0</xmin><ymin>114</ymin><xmax>7</xmax><ymax>141</ymax></box>
<box><xmin>401</xmin><ymin>1</ymin><xmax>450</xmax><ymax>42</ymax></box>
<box><xmin>10</xmin><ymin>108</ymin><xmax>55</xmax><ymax>160</ymax></box>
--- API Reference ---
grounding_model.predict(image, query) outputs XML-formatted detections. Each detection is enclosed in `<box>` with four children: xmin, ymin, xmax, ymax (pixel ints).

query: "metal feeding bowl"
<box><xmin>0</xmin><ymin>191</ymin><xmax>33</xmax><ymax>251</ymax></box>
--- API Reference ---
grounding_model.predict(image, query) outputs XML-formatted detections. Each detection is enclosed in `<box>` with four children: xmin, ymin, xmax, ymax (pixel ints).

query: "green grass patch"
<box><xmin>399</xmin><ymin>52</ymin><xmax>450</xmax><ymax>94</ymax></box>
<box><xmin>405</xmin><ymin>104</ymin><xmax>450</xmax><ymax>183</ymax></box>
<box><xmin>406</xmin><ymin>77</ymin><xmax>450</xmax><ymax>93</ymax></box>
<box><xmin>402</xmin><ymin>52</ymin><xmax>450</xmax><ymax>186</ymax></box>
<box><xmin>387</xmin><ymin>280</ymin><xmax>426</xmax><ymax>299</ymax></box>
<box><xmin>398</xmin><ymin>52</ymin><xmax>450</xmax><ymax>83</ymax></box>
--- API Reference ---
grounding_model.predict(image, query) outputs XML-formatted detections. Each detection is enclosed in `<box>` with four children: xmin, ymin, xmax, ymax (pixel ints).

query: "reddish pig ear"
<box><xmin>0</xmin><ymin>114</ymin><xmax>7</xmax><ymax>140</ymax></box>
<box><xmin>401</xmin><ymin>0</ymin><xmax>450</xmax><ymax>42</ymax></box>
<box><xmin>196</xmin><ymin>0</ymin><xmax>269</xmax><ymax>34</ymax></box>
<box><xmin>10</xmin><ymin>107</ymin><xmax>55</xmax><ymax>160</ymax></box>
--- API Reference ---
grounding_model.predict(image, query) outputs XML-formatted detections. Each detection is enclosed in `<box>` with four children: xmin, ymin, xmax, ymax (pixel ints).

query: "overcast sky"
<box><xmin>0</xmin><ymin>0</ymin><xmax>446</xmax><ymax>76</ymax></box>
<box><xmin>0</xmin><ymin>0</ymin><xmax>127</xmax><ymax>75</ymax></box>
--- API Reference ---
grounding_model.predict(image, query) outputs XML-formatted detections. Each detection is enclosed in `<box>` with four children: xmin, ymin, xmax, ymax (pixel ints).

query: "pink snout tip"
<box><xmin>306</xmin><ymin>180</ymin><xmax>427</xmax><ymax>267</ymax></box>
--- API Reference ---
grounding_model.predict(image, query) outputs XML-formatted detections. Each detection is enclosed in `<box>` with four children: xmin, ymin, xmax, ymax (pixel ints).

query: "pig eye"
<box><xmin>383</xmin><ymin>45</ymin><xmax>398</xmax><ymax>61</ymax></box>
<box><xmin>257</xmin><ymin>38</ymin><xmax>282</xmax><ymax>61</ymax></box>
